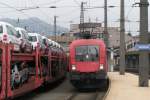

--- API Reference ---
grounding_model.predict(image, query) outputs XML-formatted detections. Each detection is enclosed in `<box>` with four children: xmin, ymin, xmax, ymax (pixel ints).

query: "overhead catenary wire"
<box><xmin>37</xmin><ymin>0</ymin><xmax>65</xmax><ymax>6</ymax></box>
<box><xmin>0</xmin><ymin>0</ymin><xmax>140</xmax><ymax>32</ymax></box>
<box><xmin>30</xmin><ymin>0</ymin><xmax>53</xmax><ymax>24</ymax></box>
<box><xmin>72</xmin><ymin>0</ymin><xmax>81</xmax><ymax>6</ymax></box>
<box><xmin>0</xmin><ymin>1</ymin><xmax>52</xmax><ymax>33</ymax></box>
<box><xmin>58</xmin><ymin>7</ymin><xmax>80</xmax><ymax>17</ymax></box>
<box><xmin>125</xmin><ymin>0</ymin><xmax>139</xmax><ymax>35</ymax></box>
<box><xmin>29</xmin><ymin>0</ymin><xmax>55</xmax><ymax>34</ymax></box>
<box><xmin>0</xmin><ymin>0</ymin><xmax>81</xmax><ymax>31</ymax></box>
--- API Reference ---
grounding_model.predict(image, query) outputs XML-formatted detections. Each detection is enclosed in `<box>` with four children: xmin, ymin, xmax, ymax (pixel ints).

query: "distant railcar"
<box><xmin>68</xmin><ymin>39</ymin><xmax>108</xmax><ymax>89</ymax></box>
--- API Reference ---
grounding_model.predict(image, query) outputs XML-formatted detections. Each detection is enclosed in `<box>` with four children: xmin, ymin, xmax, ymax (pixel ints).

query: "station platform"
<box><xmin>105</xmin><ymin>72</ymin><xmax>150</xmax><ymax>100</ymax></box>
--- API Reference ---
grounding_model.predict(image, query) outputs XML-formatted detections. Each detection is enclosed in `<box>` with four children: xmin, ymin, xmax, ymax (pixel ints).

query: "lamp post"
<box><xmin>104</xmin><ymin>0</ymin><xmax>108</xmax><ymax>47</ymax></box>
<box><xmin>139</xmin><ymin>0</ymin><xmax>149</xmax><ymax>87</ymax></box>
<box><xmin>119</xmin><ymin>0</ymin><xmax>125</xmax><ymax>75</ymax></box>
<box><xmin>49</xmin><ymin>6</ymin><xmax>58</xmax><ymax>41</ymax></box>
<box><xmin>54</xmin><ymin>15</ymin><xmax>58</xmax><ymax>41</ymax></box>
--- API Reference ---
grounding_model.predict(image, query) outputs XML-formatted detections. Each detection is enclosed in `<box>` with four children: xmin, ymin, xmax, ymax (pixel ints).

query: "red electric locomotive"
<box><xmin>68</xmin><ymin>39</ymin><xmax>108</xmax><ymax>89</ymax></box>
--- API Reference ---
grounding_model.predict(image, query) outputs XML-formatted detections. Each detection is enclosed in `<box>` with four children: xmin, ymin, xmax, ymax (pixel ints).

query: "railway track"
<box><xmin>66</xmin><ymin>81</ymin><xmax>110</xmax><ymax>100</ymax></box>
<box><xmin>66</xmin><ymin>91</ymin><xmax>105</xmax><ymax>100</ymax></box>
<box><xmin>14</xmin><ymin>79</ymin><xmax>109</xmax><ymax>100</ymax></box>
<box><xmin>65</xmin><ymin>79</ymin><xmax>109</xmax><ymax>100</ymax></box>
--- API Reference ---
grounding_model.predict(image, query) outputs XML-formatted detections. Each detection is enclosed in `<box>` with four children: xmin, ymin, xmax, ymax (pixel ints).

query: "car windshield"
<box><xmin>75</xmin><ymin>45</ymin><xmax>99</xmax><ymax>62</ymax></box>
<box><xmin>28</xmin><ymin>36</ymin><xmax>37</xmax><ymax>42</ymax></box>
<box><xmin>0</xmin><ymin>25</ymin><xmax>3</xmax><ymax>33</ymax></box>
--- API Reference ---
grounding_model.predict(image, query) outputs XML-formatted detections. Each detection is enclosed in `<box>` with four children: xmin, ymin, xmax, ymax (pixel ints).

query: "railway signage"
<box><xmin>135</xmin><ymin>44</ymin><xmax>150</xmax><ymax>51</ymax></box>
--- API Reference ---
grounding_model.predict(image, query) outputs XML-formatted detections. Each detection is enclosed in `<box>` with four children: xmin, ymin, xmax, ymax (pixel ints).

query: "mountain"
<box><xmin>0</xmin><ymin>17</ymin><xmax>68</xmax><ymax>36</ymax></box>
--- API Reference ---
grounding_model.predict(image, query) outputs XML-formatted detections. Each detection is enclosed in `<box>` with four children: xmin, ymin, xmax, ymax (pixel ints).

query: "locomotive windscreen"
<box><xmin>75</xmin><ymin>45</ymin><xmax>99</xmax><ymax>62</ymax></box>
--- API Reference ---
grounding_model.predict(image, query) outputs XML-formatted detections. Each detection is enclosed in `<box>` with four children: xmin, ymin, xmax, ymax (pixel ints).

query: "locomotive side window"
<box><xmin>75</xmin><ymin>45</ymin><xmax>99</xmax><ymax>62</ymax></box>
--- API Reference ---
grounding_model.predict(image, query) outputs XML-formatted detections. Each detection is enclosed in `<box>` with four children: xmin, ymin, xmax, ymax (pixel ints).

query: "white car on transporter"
<box><xmin>15</xmin><ymin>27</ymin><xmax>33</xmax><ymax>53</ymax></box>
<box><xmin>0</xmin><ymin>22</ymin><xmax>21</xmax><ymax>51</ymax></box>
<box><xmin>48</xmin><ymin>39</ymin><xmax>53</xmax><ymax>47</ymax></box>
<box><xmin>28</xmin><ymin>33</ymin><xmax>45</xmax><ymax>50</ymax></box>
<box><xmin>42</xmin><ymin>36</ymin><xmax>49</xmax><ymax>48</ymax></box>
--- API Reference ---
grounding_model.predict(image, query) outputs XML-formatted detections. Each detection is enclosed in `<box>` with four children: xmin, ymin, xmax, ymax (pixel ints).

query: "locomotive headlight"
<box><xmin>72</xmin><ymin>65</ymin><xmax>76</xmax><ymax>71</ymax></box>
<box><xmin>99</xmin><ymin>64</ymin><xmax>104</xmax><ymax>70</ymax></box>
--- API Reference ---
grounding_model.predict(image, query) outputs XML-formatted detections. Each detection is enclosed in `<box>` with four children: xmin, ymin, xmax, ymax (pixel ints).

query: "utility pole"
<box><xmin>54</xmin><ymin>16</ymin><xmax>57</xmax><ymax>41</ymax></box>
<box><xmin>80</xmin><ymin>2</ymin><xmax>85</xmax><ymax>35</ymax></box>
<box><xmin>139</xmin><ymin>0</ymin><xmax>149</xmax><ymax>87</ymax></box>
<box><xmin>104</xmin><ymin>0</ymin><xmax>108</xmax><ymax>47</ymax></box>
<box><xmin>119</xmin><ymin>0</ymin><xmax>125</xmax><ymax>75</ymax></box>
<box><xmin>17</xmin><ymin>18</ymin><xmax>20</xmax><ymax>27</ymax></box>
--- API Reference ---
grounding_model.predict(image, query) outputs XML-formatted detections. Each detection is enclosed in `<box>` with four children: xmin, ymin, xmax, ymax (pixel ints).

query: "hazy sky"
<box><xmin>0</xmin><ymin>0</ymin><xmax>147</xmax><ymax>35</ymax></box>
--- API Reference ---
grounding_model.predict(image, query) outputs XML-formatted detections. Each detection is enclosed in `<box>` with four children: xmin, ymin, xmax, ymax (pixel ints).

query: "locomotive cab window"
<box><xmin>75</xmin><ymin>45</ymin><xmax>99</xmax><ymax>62</ymax></box>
